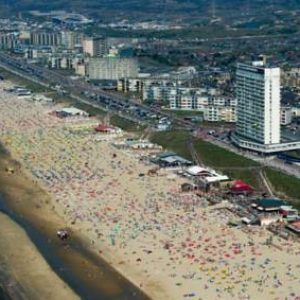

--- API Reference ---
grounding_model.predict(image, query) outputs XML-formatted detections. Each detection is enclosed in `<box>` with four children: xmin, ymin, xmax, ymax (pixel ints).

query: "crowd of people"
<box><xmin>1</xmin><ymin>81</ymin><xmax>300</xmax><ymax>299</ymax></box>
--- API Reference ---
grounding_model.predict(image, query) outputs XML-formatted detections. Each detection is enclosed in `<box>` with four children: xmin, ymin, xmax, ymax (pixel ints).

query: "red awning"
<box><xmin>95</xmin><ymin>124</ymin><xmax>114</xmax><ymax>132</ymax></box>
<box><xmin>230</xmin><ymin>180</ymin><xmax>254</xmax><ymax>191</ymax></box>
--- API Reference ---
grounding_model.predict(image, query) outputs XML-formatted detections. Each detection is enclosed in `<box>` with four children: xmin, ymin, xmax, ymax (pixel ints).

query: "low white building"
<box><xmin>204</xmin><ymin>106</ymin><xmax>236</xmax><ymax>123</ymax></box>
<box><xmin>281</xmin><ymin>107</ymin><xmax>293</xmax><ymax>125</ymax></box>
<box><xmin>74</xmin><ymin>63</ymin><xmax>86</xmax><ymax>76</ymax></box>
<box><xmin>184</xmin><ymin>165</ymin><xmax>229</xmax><ymax>183</ymax></box>
<box><xmin>55</xmin><ymin>107</ymin><xmax>89</xmax><ymax>118</ymax></box>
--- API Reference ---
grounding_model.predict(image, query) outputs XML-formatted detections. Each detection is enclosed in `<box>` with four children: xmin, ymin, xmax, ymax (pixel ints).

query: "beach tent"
<box><xmin>229</xmin><ymin>180</ymin><xmax>254</xmax><ymax>195</ymax></box>
<box><xmin>95</xmin><ymin>124</ymin><xmax>122</xmax><ymax>134</ymax></box>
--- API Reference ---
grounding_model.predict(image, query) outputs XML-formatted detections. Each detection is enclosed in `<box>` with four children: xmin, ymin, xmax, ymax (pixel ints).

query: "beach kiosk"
<box><xmin>279</xmin><ymin>206</ymin><xmax>298</xmax><ymax>221</ymax></box>
<box><xmin>229</xmin><ymin>180</ymin><xmax>254</xmax><ymax>195</ymax></box>
<box><xmin>287</xmin><ymin>220</ymin><xmax>300</xmax><ymax>234</ymax></box>
<box><xmin>251</xmin><ymin>198</ymin><xmax>287</xmax><ymax>212</ymax></box>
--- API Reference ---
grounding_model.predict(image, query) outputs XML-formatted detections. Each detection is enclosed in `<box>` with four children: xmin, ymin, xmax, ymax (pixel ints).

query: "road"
<box><xmin>0</xmin><ymin>52</ymin><xmax>194</xmax><ymax>130</ymax></box>
<box><xmin>211</xmin><ymin>138</ymin><xmax>300</xmax><ymax>179</ymax></box>
<box><xmin>1</xmin><ymin>51</ymin><xmax>300</xmax><ymax>181</ymax></box>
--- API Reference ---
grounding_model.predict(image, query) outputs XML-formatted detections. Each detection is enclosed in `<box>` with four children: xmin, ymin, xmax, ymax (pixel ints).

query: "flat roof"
<box><xmin>56</xmin><ymin>107</ymin><xmax>87</xmax><ymax>115</ymax></box>
<box><xmin>205</xmin><ymin>175</ymin><xmax>229</xmax><ymax>183</ymax></box>
<box><xmin>160</xmin><ymin>155</ymin><xmax>191</xmax><ymax>164</ymax></box>
<box><xmin>281</xmin><ymin>127</ymin><xmax>300</xmax><ymax>143</ymax></box>
<box><xmin>186</xmin><ymin>165</ymin><xmax>209</xmax><ymax>176</ymax></box>
<box><xmin>157</xmin><ymin>152</ymin><xmax>176</xmax><ymax>159</ymax></box>
<box><xmin>255</xmin><ymin>198</ymin><xmax>287</xmax><ymax>208</ymax></box>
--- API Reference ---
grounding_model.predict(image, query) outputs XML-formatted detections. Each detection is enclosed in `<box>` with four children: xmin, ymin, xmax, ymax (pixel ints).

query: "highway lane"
<box><xmin>1</xmin><ymin>51</ymin><xmax>300</xmax><ymax>182</ymax></box>
<box><xmin>0</xmin><ymin>52</ymin><xmax>194</xmax><ymax>130</ymax></box>
<box><xmin>0</xmin><ymin>54</ymin><xmax>156</xmax><ymax>126</ymax></box>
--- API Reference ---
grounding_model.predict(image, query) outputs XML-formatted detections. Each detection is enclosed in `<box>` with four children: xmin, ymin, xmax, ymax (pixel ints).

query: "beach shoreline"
<box><xmin>0</xmin><ymin>209</ymin><xmax>80</xmax><ymax>300</ymax></box>
<box><xmin>1</xmin><ymin>80</ymin><xmax>300</xmax><ymax>300</ymax></box>
<box><xmin>0</xmin><ymin>148</ymin><xmax>152</xmax><ymax>300</ymax></box>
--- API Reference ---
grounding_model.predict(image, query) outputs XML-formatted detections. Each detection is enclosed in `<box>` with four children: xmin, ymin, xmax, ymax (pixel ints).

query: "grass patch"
<box><xmin>110</xmin><ymin>115</ymin><xmax>143</xmax><ymax>132</ymax></box>
<box><xmin>52</xmin><ymin>94</ymin><xmax>142</xmax><ymax>132</ymax></box>
<box><xmin>0</xmin><ymin>67</ymin><xmax>50</xmax><ymax>93</ymax></box>
<box><xmin>150</xmin><ymin>130</ymin><xmax>193</xmax><ymax>160</ymax></box>
<box><xmin>225</xmin><ymin>170</ymin><xmax>262</xmax><ymax>190</ymax></box>
<box><xmin>151</xmin><ymin>130</ymin><xmax>258</xmax><ymax>167</ymax></box>
<box><xmin>163</xmin><ymin>109</ymin><xmax>203</xmax><ymax>117</ymax></box>
<box><xmin>194</xmin><ymin>139</ymin><xmax>258</xmax><ymax>168</ymax></box>
<box><xmin>151</xmin><ymin>130</ymin><xmax>262</xmax><ymax>189</ymax></box>
<box><xmin>0</xmin><ymin>67</ymin><xmax>141</xmax><ymax>133</ymax></box>
<box><xmin>265</xmin><ymin>168</ymin><xmax>300</xmax><ymax>208</ymax></box>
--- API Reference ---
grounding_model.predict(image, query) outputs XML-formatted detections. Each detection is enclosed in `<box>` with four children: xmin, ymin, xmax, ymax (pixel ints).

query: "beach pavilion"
<box><xmin>252</xmin><ymin>198</ymin><xmax>287</xmax><ymax>212</ymax></box>
<box><xmin>229</xmin><ymin>180</ymin><xmax>254</xmax><ymax>195</ymax></box>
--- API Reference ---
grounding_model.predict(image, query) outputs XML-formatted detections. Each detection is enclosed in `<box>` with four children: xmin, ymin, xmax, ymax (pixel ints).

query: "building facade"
<box><xmin>280</xmin><ymin>107</ymin><xmax>293</xmax><ymax>125</ymax></box>
<box><xmin>87</xmin><ymin>57</ymin><xmax>138</xmax><ymax>80</ymax></box>
<box><xmin>82</xmin><ymin>36</ymin><xmax>108</xmax><ymax>57</ymax></box>
<box><xmin>235</xmin><ymin>61</ymin><xmax>281</xmax><ymax>145</ymax></box>
<box><xmin>232</xmin><ymin>61</ymin><xmax>300</xmax><ymax>153</ymax></box>
<box><xmin>0</xmin><ymin>33</ymin><xmax>19</xmax><ymax>49</ymax></box>
<box><xmin>61</xmin><ymin>31</ymin><xmax>75</xmax><ymax>49</ymax></box>
<box><xmin>30</xmin><ymin>31</ymin><xmax>62</xmax><ymax>46</ymax></box>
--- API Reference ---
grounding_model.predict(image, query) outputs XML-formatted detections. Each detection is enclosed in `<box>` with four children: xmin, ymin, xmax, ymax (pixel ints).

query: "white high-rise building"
<box><xmin>235</xmin><ymin>61</ymin><xmax>280</xmax><ymax>145</ymax></box>
<box><xmin>233</xmin><ymin>61</ymin><xmax>300</xmax><ymax>153</ymax></box>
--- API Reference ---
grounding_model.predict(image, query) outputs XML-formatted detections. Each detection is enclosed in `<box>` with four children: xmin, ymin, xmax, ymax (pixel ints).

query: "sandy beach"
<box><xmin>0</xmin><ymin>212</ymin><xmax>79</xmax><ymax>300</ymax></box>
<box><xmin>1</xmin><ymin>80</ymin><xmax>300</xmax><ymax>300</ymax></box>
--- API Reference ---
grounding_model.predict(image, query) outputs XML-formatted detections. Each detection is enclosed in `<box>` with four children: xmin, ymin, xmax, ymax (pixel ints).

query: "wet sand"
<box><xmin>0</xmin><ymin>212</ymin><xmax>79</xmax><ymax>300</ymax></box>
<box><xmin>2</xmin><ymin>82</ymin><xmax>300</xmax><ymax>299</ymax></box>
<box><xmin>0</xmin><ymin>152</ymin><xmax>150</xmax><ymax>300</ymax></box>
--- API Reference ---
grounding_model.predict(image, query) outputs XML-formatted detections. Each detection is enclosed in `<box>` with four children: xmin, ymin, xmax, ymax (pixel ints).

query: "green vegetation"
<box><xmin>110</xmin><ymin>115</ymin><xmax>144</xmax><ymax>132</ymax></box>
<box><xmin>85</xmin><ymin>25</ymin><xmax>271</xmax><ymax>40</ymax></box>
<box><xmin>150</xmin><ymin>130</ymin><xmax>300</xmax><ymax>200</ymax></box>
<box><xmin>0</xmin><ymin>68</ymin><xmax>50</xmax><ymax>93</ymax></box>
<box><xmin>265</xmin><ymin>168</ymin><xmax>300</xmax><ymax>208</ymax></box>
<box><xmin>150</xmin><ymin>130</ymin><xmax>261</xmax><ymax>188</ymax></box>
<box><xmin>53</xmin><ymin>95</ymin><xmax>143</xmax><ymax>132</ymax></box>
<box><xmin>193</xmin><ymin>139</ymin><xmax>258</xmax><ymax>168</ymax></box>
<box><xmin>163</xmin><ymin>109</ymin><xmax>203</xmax><ymax>118</ymax></box>
<box><xmin>225</xmin><ymin>170</ymin><xmax>262</xmax><ymax>189</ymax></box>
<box><xmin>56</xmin><ymin>97</ymin><xmax>142</xmax><ymax>132</ymax></box>
<box><xmin>3</xmin><ymin>66</ymin><xmax>300</xmax><ymax>203</ymax></box>
<box><xmin>151</xmin><ymin>129</ymin><xmax>258</xmax><ymax>168</ymax></box>
<box><xmin>151</xmin><ymin>130</ymin><xmax>193</xmax><ymax>160</ymax></box>
<box><xmin>52</xmin><ymin>94</ymin><xmax>107</xmax><ymax>118</ymax></box>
